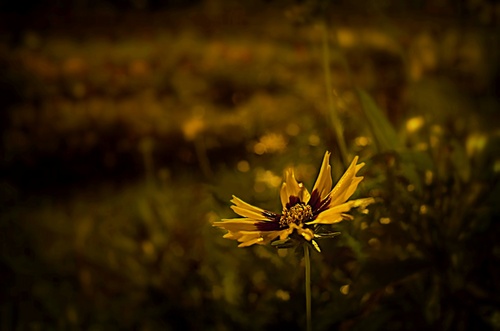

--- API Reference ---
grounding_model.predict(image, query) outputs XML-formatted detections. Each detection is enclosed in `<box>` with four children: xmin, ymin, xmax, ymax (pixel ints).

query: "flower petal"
<box><xmin>222</xmin><ymin>230</ymin><xmax>288</xmax><ymax>247</ymax></box>
<box><xmin>299</xmin><ymin>184</ymin><xmax>311</xmax><ymax>206</ymax></box>
<box><xmin>328</xmin><ymin>157</ymin><xmax>365</xmax><ymax>207</ymax></box>
<box><xmin>307</xmin><ymin>197</ymin><xmax>375</xmax><ymax>225</ymax></box>
<box><xmin>311</xmin><ymin>151</ymin><xmax>333</xmax><ymax>201</ymax></box>
<box><xmin>230</xmin><ymin>196</ymin><xmax>275</xmax><ymax>221</ymax></box>
<box><xmin>223</xmin><ymin>231</ymin><xmax>264</xmax><ymax>246</ymax></box>
<box><xmin>288</xmin><ymin>223</ymin><xmax>315</xmax><ymax>241</ymax></box>
<box><xmin>238</xmin><ymin>237</ymin><xmax>264</xmax><ymax>247</ymax></box>
<box><xmin>279</xmin><ymin>183</ymin><xmax>288</xmax><ymax>209</ymax></box>
<box><xmin>213</xmin><ymin>218</ymin><xmax>280</xmax><ymax>232</ymax></box>
<box><xmin>280</xmin><ymin>169</ymin><xmax>310</xmax><ymax>208</ymax></box>
<box><xmin>280</xmin><ymin>169</ymin><xmax>300</xmax><ymax>207</ymax></box>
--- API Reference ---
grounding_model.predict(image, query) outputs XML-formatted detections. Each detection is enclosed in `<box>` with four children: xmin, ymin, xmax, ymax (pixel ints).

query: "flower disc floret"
<box><xmin>279</xmin><ymin>204</ymin><xmax>312</xmax><ymax>228</ymax></box>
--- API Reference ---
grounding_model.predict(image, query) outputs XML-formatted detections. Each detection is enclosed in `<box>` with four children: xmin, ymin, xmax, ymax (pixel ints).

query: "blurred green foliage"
<box><xmin>1</xmin><ymin>0</ymin><xmax>499</xmax><ymax>330</ymax></box>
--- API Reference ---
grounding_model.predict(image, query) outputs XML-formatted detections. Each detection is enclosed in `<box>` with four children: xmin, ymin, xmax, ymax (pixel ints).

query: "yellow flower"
<box><xmin>213</xmin><ymin>151</ymin><xmax>374</xmax><ymax>249</ymax></box>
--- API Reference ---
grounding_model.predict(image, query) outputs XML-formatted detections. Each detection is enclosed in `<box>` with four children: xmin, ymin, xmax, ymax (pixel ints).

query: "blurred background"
<box><xmin>0</xmin><ymin>0</ymin><xmax>499</xmax><ymax>330</ymax></box>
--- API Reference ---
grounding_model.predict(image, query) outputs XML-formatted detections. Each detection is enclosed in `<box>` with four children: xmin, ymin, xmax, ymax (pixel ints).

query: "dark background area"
<box><xmin>0</xmin><ymin>0</ymin><xmax>499</xmax><ymax>330</ymax></box>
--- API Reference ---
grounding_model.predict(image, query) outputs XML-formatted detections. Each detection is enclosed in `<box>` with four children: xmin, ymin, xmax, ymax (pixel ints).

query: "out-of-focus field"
<box><xmin>1</xmin><ymin>0</ymin><xmax>499</xmax><ymax>330</ymax></box>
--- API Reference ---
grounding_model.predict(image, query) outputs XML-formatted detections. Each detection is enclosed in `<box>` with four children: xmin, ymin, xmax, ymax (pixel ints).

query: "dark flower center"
<box><xmin>279</xmin><ymin>203</ymin><xmax>313</xmax><ymax>228</ymax></box>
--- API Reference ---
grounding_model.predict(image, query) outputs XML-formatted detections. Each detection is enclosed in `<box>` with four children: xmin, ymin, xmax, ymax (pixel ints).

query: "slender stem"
<box><xmin>304</xmin><ymin>244</ymin><xmax>312</xmax><ymax>331</ymax></box>
<box><xmin>321</xmin><ymin>21</ymin><xmax>348</xmax><ymax>168</ymax></box>
<box><xmin>194</xmin><ymin>135</ymin><xmax>213</xmax><ymax>179</ymax></box>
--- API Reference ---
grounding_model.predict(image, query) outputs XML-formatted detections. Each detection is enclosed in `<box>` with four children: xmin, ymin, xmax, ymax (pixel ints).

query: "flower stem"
<box><xmin>321</xmin><ymin>20</ymin><xmax>348</xmax><ymax>168</ymax></box>
<box><xmin>304</xmin><ymin>244</ymin><xmax>312</xmax><ymax>331</ymax></box>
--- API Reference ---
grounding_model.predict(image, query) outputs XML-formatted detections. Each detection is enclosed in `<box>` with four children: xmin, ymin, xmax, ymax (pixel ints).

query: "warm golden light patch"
<box><xmin>355</xmin><ymin>136</ymin><xmax>370</xmax><ymax>147</ymax></box>
<box><xmin>253</xmin><ymin>142</ymin><xmax>266</xmax><ymax>155</ymax></box>
<box><xmin>286</xmin><ymin>122</ymin><xmax>300</xmax><ymax>136</ymax></box>
<box><xmin>406</xmin><ymin>116</ymin><xmax>424</xmax><ymax>133</ymax></box>
<box><xmin>425</xmin><ymin>170</ymin><xmax>434</xmax><ymax>185</ymax></box>
<box><xmin>308</xmin><ymin>134</ymin><xmax>320</xmax><ymax>146</ymax></box>
<box><xmin>466</xmin><ymin>133</ymin><xmax>487</xmax><ymax>157</ymax></box>
<box><xmin>182</xmin><ymin>116</ymin><xmax>205</xmax><ymax>141</ymax></box>
<box><xmin>275</xmin><ymin>289</ymin><xmax>290</xmax><ymax>301</ymax></box>
<box><xmin>237</xmin><ymin>160</ymin><xmax>250</xmax><ymax>172</ymax></box>
<box><xmin>380</xmin><ymin>217</ymin><xmax>391</xmax><ymax>224</ymax></box>
<box><xmin>254</xmin><ymin>133</ymin><xmax>287</xmax><ymax>155</ymax></box>
<box><xmin>255</xmin><ymin>169</ymin><xmax>282</xmax><ymax>188</ymax></box>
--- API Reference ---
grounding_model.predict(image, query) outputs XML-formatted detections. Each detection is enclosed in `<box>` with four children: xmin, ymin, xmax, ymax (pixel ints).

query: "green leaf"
<box><xmin>314</xmin><ymin>231</ymin><xmax>341</xmax><ymax>239</ymax></box>
<box><xmin>450</xmin><ymin>138</ymin><xmax>471</xmax><ymax>183</ymax></box>
<box><xmin>399</xmin><ymin>150</ymin><xmax>435</xmax><ymax>172</ymax></box>
<box><xmin>357</xmin><ymin>88</ymin><xmax>401</xmax><ymax>152</ymax></box>
<box><xmin>398</xmin><ymin>150</ymin><xmax>435</xmax><ymax>194</ymax></box>
<box><xmin>271</xmin><ymin>237</ymin><xmax>298</xmax><ymax>249</ymax></box>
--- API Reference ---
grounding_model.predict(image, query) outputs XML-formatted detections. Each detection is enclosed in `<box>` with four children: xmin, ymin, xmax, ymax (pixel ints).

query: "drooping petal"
<box><xmin>307</xmin><ymin>197</ymin><xmax>375</xmax><ymax>225</ymax></box>
<box><xmin>328</xmin><ymin>157</ymin><xmax>366</xmax><ymax>208</ymax></box>
<box><xmin>230</xmin><ymin>196</ymin><xmax>275</xmax><ymax>221</ymax></box>
<box><xmin>238</xmin><ymin>237</ymin><xmax>265</xmax><ymax>247</ymax></box>
<box><xmin>278</xmin><ymin>227</ymin><xmax>294</xmax><ymax>240</ymax></box>
<box><xmin>280</xmin><ymin>169</ymin><xmax>310</xmax><ymax>208</ymax></box>
<box><xmin>288</xmin><ymin>223</ymin><xmax>315</xmax><ymax>241</ymax></box>
<box><xmin>223</xmin><ymin>231</ymin><xmax>264</xmax><ymax>246</ymax></box>
<box><xmin>213</xmin><ymin>218</ymin><xmax>281</xmax><ymax>232</ymax></box>
<box><xmin>223</xmin><ymin>229</ymin><xmax>290</xmax><ymax>247</ymax></box>
<box><xmin>310</xmin><ymin>151</ymin><xmax>333</xmax><ymax>206</ymax></box>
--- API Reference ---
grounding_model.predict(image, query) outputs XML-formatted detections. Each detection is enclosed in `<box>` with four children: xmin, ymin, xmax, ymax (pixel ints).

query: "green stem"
<box><xmin>321</xmin><ymin>21</ymin><xmax>348</xmax><ymax>168</ymax></box>
<box><xmin>304</xmin><ymin>244</ymin><xmax>312</xmax><ymax>331</ymax></box>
